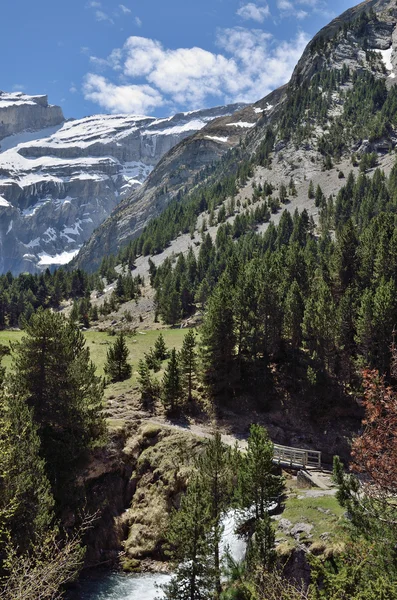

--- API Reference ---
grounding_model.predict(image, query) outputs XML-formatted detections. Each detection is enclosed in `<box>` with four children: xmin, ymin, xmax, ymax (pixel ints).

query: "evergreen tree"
<box><xmin>162</xmin><ymin>348</ymin><xmax>182</xmax><ymax>413</ymax></box>
<box><xmin>246</xmin><ymin>514</ymin><xmax>276</xmax><ymax>575</ymax></box>
<box><xmin>237</xmin><ymin>425</ymin><xmax>283</xmax><ymax>522</ymax></box>
<box><xmin>104</xmin><ymin>332</ymin><xmax>132</xmax><ymax>382</ymax></box>
<box><xmin>200</xmin><ymin>273</ymin><xmax>236</xmax><ymax>395</ymax></box>
<box><xmin>197</xmin><ymin>432</ymin><xmax>234</xmax><ymax>598</ymax></box>
<box><xmin>10</xmin><ymin>309</ymin><xmax>105</xmax><ymax>502</ymax></box>
<box><xmin>162</xmin><ymin>475</ymin><xmax>214</xmax><ymax>600</ymax></box>
<box><xmin>154</xmin><ymin>332</ymin><xmax>169</xmax><ymax>361</ymax></box>
<box><xmin>179</xmin><ymin>329</ymin><xmax>198</xmax><ymax>401</ymax></box>
<box><xmin>0</xmin><ymin>389</ymin><xmax>54</xmax><ymax>555</ymax></box>
<box><xmin>137</xmin><ymin>359</ymin><xmax>159</xmax><ymax>407</ymax></box>
<box><xmin>283</xmin><ymin>280</ymin><xmax>304</xmax><ymax>350</ymax></box>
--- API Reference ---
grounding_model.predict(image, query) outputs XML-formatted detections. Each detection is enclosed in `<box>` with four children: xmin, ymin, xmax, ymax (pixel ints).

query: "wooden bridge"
<box><xmin>273</xmin><ymin>443</ymin><xmax>322</xmax><ymax>469</ymax></box>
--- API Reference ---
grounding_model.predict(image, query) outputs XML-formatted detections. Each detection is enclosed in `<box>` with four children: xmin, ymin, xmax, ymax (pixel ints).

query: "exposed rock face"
<box><xmin>74</xmin><ymin>89</ymin><xmax>285</xmax><ymax>272</ymax></box>
<box><xmin>0</xmin><ymin>99</ymin><xmax>244</xmax><ymax>274</ymax></box>
<box><xmin>0</xmin><ymin>92</ymin><xmax>64</xmax><ymax>140</ymax></box>
<box><xmin>75</xmin><ymin>0</ymin><xmax>397</xmax><ymax>272</ymax></box>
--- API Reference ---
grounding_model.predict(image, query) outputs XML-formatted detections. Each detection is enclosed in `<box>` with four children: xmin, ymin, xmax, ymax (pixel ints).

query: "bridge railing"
<box><xmin>273</xmin><ymin>444</ymin><xmax>321</xmax><ymax>469</ymax></box>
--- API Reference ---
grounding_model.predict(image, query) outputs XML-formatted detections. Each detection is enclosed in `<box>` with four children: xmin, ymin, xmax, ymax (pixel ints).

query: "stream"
<box><xmin>72</xmin><ymin>510</ymin><xmax>246</xmax><ymax>600</ymax></box>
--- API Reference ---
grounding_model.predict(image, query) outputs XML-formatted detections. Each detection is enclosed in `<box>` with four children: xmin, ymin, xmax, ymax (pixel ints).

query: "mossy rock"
<box><xmin>121</xmin><ymin>557</ymin><xmax>141</xmax><ymax>572</ymax></box>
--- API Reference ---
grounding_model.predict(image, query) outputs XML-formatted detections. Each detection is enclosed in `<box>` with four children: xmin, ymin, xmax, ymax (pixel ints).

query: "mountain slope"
<box><xmin>0</xmin><ymin>100</ymin><xmax>244</xmax><ymax>274</ymax></box>
<box><xmin>75</xmin><ymin>0</ymin><xmax>397</xmax><ymax>273</ymax></box>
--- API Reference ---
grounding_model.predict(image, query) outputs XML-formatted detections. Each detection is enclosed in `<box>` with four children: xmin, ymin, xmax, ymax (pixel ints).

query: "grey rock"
<box><xmin>0</xmin><ymin>99</ymin><xmax>245</xmax><ymax>273</ymax></box>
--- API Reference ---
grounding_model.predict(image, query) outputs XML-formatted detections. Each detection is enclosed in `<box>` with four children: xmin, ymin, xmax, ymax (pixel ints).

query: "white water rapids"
<box><xmin>73</xmin><ymin>510</ymin><xmax>246</xmax><ymax>600</ymax></box>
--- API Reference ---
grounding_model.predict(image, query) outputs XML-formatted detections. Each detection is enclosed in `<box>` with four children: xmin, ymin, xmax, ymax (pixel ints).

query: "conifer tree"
<box><xmin>237</xmin><ymin>425</ymin><xmax>283</xmax><ymax>522</ymax></box>
<box><xmin>11</xmin><ymin>309</ymin><xmax>105</xmax><ymax>501</ymax></box>
<box><xmin>162</xmin><ymin>348</ymin><xmax>182</xmax><ymax>413</ymax></box>
<box><xmin>308</xmin><ymin>179</ymin><xmax>315</xmax><ymax>199</ymax></box>
<box><xmin>283</xmin><ymin>280</ymin><xmax>304</xmax><ymax>350</ymax></box>
<box><xmin>179</xmin><ymin>329</ymin><xmax>198</xmax><ymax>401</ymax></box>
<box><xmin>200</xmin><ymin>273</ymin><xmax>236</xmax><ymax>395</ymax></box>
<box><xmin>162</xmin><ymin>475</ymin><xmax>214</xmax><ymax>600</ymax></box>
<box><xmin>196</xmin><ymin>432</ymin><xmax>234</xmax><ymax>598</ymax></box>
<box><xmin>137</xmin><ymin>359</ymin><xmax>159</xmax><ymax>407</ymax></box>
<box><xmin>0</xmin><ymin>389</ymin><xmax>54</xmax><ymax>555</ymax></box>
<box><xmin>154</xmin><ymin>332</ymin><xmax>169</xmax><ymax>361</ymax></box>
<box><xmin>104</xmin><ymin>332</ymin><xmax>132</xmax><ymax>382</ymax></box>
<box><xmin>246</xmin><ymin>514</ymin><xmax>276</xmax><ymax>575</ymax></box>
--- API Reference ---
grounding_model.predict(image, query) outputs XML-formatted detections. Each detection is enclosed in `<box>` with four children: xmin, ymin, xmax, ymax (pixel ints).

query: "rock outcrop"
<box><xmin>0</xmin><ymin>99</ymin><xmax>244</xmax><ymax>274</ymax></box>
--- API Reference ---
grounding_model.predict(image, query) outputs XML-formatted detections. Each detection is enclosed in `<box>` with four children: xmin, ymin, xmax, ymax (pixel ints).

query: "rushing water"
<box><xmin>73</xmin><ymin>510</ymin><xmax>246</xmax><ymax>600</ymax></box>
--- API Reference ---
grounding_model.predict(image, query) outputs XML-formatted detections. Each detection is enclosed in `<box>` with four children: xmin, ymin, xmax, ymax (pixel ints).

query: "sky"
<box><xmin>2</xmin><ymin>0</ymin><xmax>358</xmax><ymax>119</ymax></box>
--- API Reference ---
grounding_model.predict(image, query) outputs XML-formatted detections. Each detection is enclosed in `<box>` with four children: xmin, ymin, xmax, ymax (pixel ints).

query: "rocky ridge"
<box><xmin>75</xmin><ymin>0</ymin><xmax>397</xmax><ymax>272</ymax></box>
<box><xmin>0</xmin><ymin>99</ymin><xmax>244</xmax><ymax>274</ymax></box>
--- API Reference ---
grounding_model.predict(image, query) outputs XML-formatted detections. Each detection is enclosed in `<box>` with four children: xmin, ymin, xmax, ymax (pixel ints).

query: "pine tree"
<box><xmin>308</xmin><ymin>179</ymin><xmax>315</xmax><ymax>199</ymax></box>
<box><xmin>162</xmin><ymin>348</ymin><xmax>182</xmax><ymax>413</ymax></box>
<box><xmin>196</xmin><ymin>432</ymin><xmax>234</xmax><ymax>598</ymax></box>
<box><xmin>200</xmin><ymin>273</ymin><xmax>236</xmax><ymax>395</ymax></box>
<box><xmin>162</xmin><ymin>475</ymin><xmax>214</xmax><ymax>600</ymax></box>
<box><xmin>154</xmin><ymin>332</ymin><xmax>169</xmax><ymax>361</ymax></box>
<box><xmin>104</xmin><ymin>332</ymin><xmax>132</xmax><ymax>382</ymax></box>
<box><xmin>246</xmin><ymin>514</ymin><xmax>276</xmax><ymax>575</ymax></box>
<box><xmin>0</xmin><ymin>389</ymin><xmax>54</xmax><ymax>555</ymax></box>
<box><xmin>237</xmin><ymin>425</ymin><xmax>284</xmax><ymax>522</ymax></box>
<box><xmin>10</xmin><ymin>309</ymin><xmax>105</xmax><ymax>501</ymax></box>
<box><xmin>137</xmin><ymin>359</ymin><xmax>159</xmax><ymax>407</ymax></box>
<box><xmin>283</xmin><ymin>280</ymin><xmax>304</xmax><ymax>351</ymax></box>
<box><xmin>179</xmin><ymin>329</ymin><xmax>197</xmax><ymax>402</ymax></box>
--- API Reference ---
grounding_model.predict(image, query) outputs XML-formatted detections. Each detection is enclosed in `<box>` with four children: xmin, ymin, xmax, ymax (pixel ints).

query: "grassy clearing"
<box><xmin>276</xmin><ymin>492</ymin><xmax>347</xmax><ymax>557</ymax></box>
<box><xmin>0</xmin><ymin>328</ymin><xmax>187</xmax><ymax>399</ymax></box>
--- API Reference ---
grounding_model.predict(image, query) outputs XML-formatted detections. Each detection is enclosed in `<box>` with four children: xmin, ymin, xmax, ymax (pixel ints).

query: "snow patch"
<box><xmin>37</xmin><ymin>249</ymin><xmax>80</xmax><ymax>266</ymax></box>
<box><xmin>6</xmin><ymin>220</ymin><xmax>12</xmax><ymax>235</ymax></box>
<box><xmin>205</xmin><ymin>135</ymin><xmax>229</xmax><ymax>143</ymax></box>
<box><xmin>226</xmin><ymin>121</ymin><xmax>255</xmax><ymax>128</ymax></box>
<box><xmin>379</xmin><ymin>47</ymin><xmax>394</xmax><ymax>77</ymax></box>
<box><xmin>0</xmin><ymin>195</ymin><xmax>10</xmax><ymax>207</ymax></box>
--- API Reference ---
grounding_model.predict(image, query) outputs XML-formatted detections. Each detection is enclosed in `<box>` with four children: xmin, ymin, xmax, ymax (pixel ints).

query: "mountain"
<box><xmin>75</xmin><ymin>0</ymin><xmax>397</xmax><ymax>272</ymax></box>
<box><xmin>0</xmin><ymin>97</ymin><xmax>245</xmax><ymax>274</ymax></box>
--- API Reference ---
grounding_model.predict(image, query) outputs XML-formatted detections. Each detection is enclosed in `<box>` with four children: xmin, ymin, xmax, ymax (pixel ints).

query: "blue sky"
<box><xmin>2</xmin><ymin>0</ymin><xmax>357</xmax><ymax>119</ymax></box>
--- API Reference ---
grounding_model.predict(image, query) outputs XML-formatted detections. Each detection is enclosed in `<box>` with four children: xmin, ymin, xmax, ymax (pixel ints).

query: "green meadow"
<box><xmin>0</xmin><ymin>328</ymin><xmax>188</xmax><ymax>398</ymax></box>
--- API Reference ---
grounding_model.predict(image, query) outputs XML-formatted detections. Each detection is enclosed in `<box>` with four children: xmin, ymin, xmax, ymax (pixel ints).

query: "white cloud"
<box><xmin>95</xmin><ymin>10</ymin><xmax>114</xmax><ymax>24</ymax></box>
<box><xmin>119</xmin><ymin>4</ymin><xmax>131</xmax><ymax>14</ymax></box>
<box><xmin>87</xmin><ymin>1</ymin><xmax>101</xmax><ymax>7</ymax></box>
<box><xmin>69</xmin><ymin>83</ymin><xmax>77</xmax><ymax>94</ymax></box>
<box><xmin>237</xmin><ymin>3</ymin><xmax>270</xmax><ymax>23</ymax></box>
<box><xmin>12</xmin><ymin>83</ymin><xmax>25</xmax><ymax>91</ymax></box>
<box><xmin>83</xmin><ymin>74</ymin><xmax>164</xmax><ymax>114</ymax></box>
<box><xmin>135</xmin><ymin>16</ymin><xmax>142</xmax><ymax>27</ymax></box>
<box><xmin>84</xmin><ymin>28</ymin><xmax>310</xmax><ymax>113</ymax></box>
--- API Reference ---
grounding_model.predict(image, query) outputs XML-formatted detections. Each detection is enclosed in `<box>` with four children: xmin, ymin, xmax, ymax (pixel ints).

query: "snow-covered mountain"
<box><xmin>0</xmin><ymin>95</ymin><xmax>245</xmax><ymax>274</ymax></box>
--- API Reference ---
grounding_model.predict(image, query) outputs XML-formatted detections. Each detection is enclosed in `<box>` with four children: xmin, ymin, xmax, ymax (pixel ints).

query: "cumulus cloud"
<box><xmin>237</xmin><ymin>3</ymin><xmax>270</xmax><ymax>23</ymax></box>
<box><xmin>84</xmin><ymin>27</ymin><xmax>310</xmax><ymax>113</ymax></box>
<box><xmin>83</xmin><ymin>74</ymin><xmax>164</xmax><ymax>114</ymax></box>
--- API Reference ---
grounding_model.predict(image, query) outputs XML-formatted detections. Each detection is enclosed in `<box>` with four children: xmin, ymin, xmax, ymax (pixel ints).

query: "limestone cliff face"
<box><xmin>0</xmin><ymin>99</ymin><xmax>244</xmax><ymax>274</ymax></box>
<box><xmin>73</xmin><ymin>93</ymin><xmax>284</xmax><ymax>272</ymax></box>
<box><xmin>0</xmin><ymin>92</ymin><xmax>64</xmax><ymax>140</ymax></box>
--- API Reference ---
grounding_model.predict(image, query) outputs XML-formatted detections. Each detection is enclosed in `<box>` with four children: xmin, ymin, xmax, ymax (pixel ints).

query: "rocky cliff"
<box><xmin>75</xmin><ymin>0</ymin><xmax>397</xmax><ymax>272</ymax></box>
<box><xmin>0</xmin><ymin>99</ymin><xmax>244</xmax><ymax>274</ymax></box>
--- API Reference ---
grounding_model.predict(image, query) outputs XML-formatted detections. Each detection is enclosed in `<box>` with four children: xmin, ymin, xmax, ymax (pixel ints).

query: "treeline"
<box><xmin>0</xmin><ymin>268</ymin><xmax>102</xmax><ymax>328</ymax></box>
<box><xmin>150</xmin><ymin>160</ymin><xmax>397</xmax><ymax>401</ymax></box>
